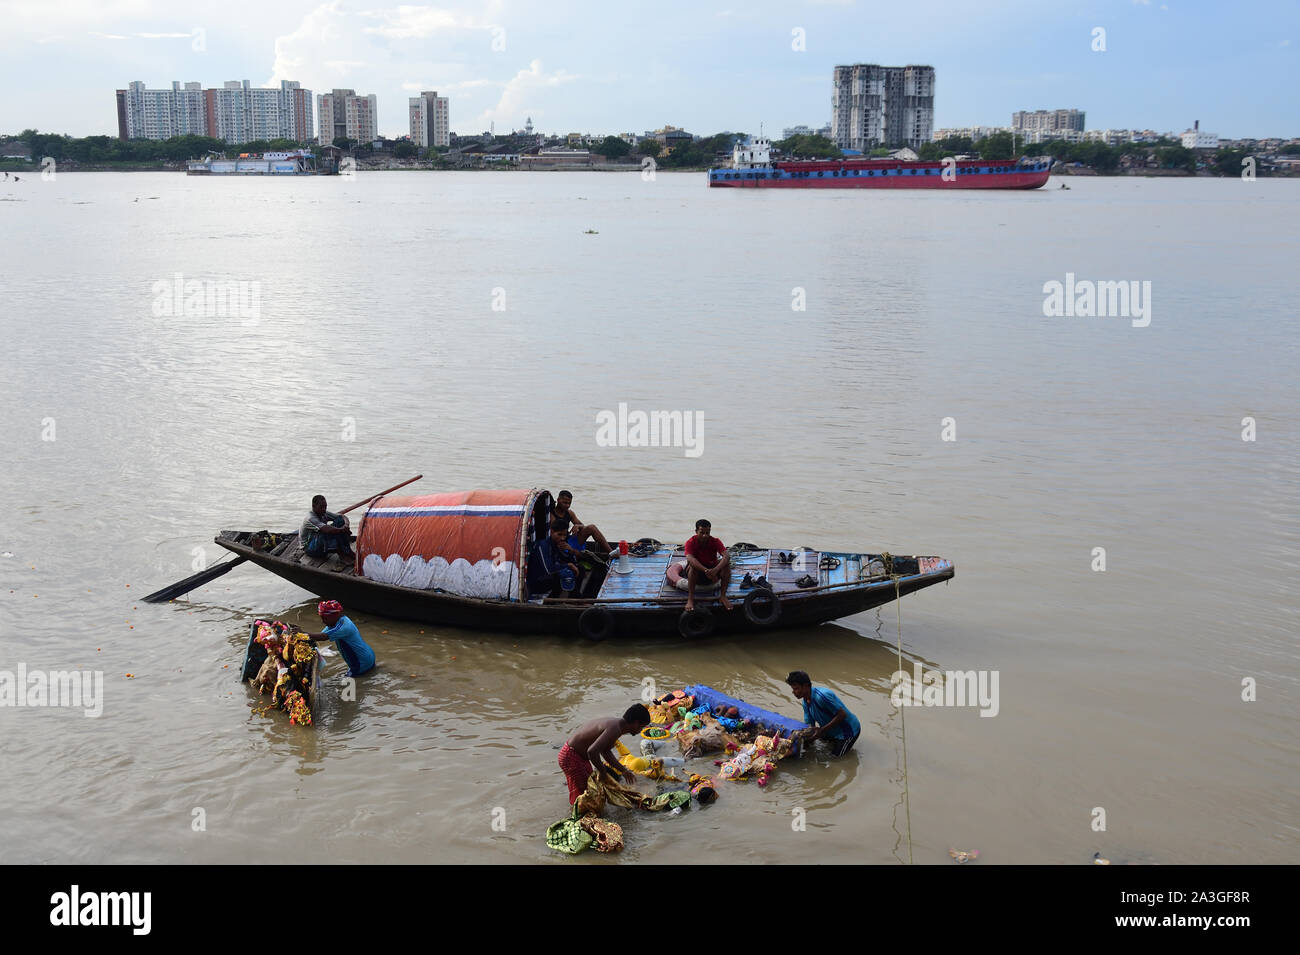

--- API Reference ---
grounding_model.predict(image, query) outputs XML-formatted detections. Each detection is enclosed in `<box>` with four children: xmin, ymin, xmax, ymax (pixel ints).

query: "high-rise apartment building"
<box><xmin>409</xmin><ymin>91</ymin><xmax>450</xmax><ymax>149</ymax></box>
<box><xmin>1011</xmin><ymin>109</ymin><xmax>1085</xmax><ymax>144</ymax></box>
<box><xmin>832</xmin><ymin>64</ymin><xmax>935</xmax><ymax>151</ymax></box>
<box><xmin>318</xmin><ymin>89</ymin><xmax>379</xmax><ymax>146</ymax></box>
<box><xmin>116</xmin><ymin>79</ymin><xmax>313</xmax><ymax>143</ymax></box>
<box><xmin>206</xmin><ymin>80</ymin><xmax>313</xmax><ymax>144</ymax></box>
<box><xmin>118</xmin><ymin>81</ymin><xmax>208</xmax><ymax>140</ymax></box>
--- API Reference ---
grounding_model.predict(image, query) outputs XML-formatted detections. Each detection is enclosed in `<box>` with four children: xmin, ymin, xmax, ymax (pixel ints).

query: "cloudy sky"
<box><xmin>3</xmin><ymin>0</ymin><xmax>1296</xmax><ymax>138</ymax></box>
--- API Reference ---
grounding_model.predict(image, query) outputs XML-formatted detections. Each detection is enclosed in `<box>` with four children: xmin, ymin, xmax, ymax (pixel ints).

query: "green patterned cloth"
<box><xmin>546</xmin><ymin>806</ymin><xmax>594</xmax><ymax>855</ymax></box>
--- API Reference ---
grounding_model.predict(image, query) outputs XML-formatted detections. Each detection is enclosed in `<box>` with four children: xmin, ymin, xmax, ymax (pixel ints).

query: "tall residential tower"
<box><xmin>317</xmin><ymin>89</ymin><xmax>379</xmax><ymax>146</ymax></box>
<box><xmin>831</xmin><ymin>64</ymin><xmax>935</xmax><ymax>151</ymax></box>
<box><xmin>409</xmin><ymin>91</ymin><xmax>450</xmax><ymax>149</ymax></box>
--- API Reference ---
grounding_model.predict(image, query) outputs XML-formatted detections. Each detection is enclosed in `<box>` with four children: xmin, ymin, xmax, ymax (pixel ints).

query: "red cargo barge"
<box><xmin>707</xmin><ymin>136</ymin><xmax>1051</xmax><ymax>189</ymax></box>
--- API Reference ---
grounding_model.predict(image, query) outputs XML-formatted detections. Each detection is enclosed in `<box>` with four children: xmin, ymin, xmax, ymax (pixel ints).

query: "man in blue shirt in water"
<box><xmin>787</xmin><ymin>670</ymin><xmax>861</xmax><ymax>757</ymax></box>
<box><xmin>296</xmin><ymin>600</ymin><xmax>375</xmax><ymax>677</ymax></box>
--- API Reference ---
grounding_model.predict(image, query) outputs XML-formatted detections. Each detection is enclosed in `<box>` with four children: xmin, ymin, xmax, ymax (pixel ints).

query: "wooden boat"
<box><xmin>215</xmin><ymin>488</ymin><xmax>954</xmax><ymax>639</ymax></box>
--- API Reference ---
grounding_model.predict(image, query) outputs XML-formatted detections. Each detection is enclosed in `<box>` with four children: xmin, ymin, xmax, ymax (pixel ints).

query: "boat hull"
<box><xmin>708</xmin><ymin>157</ymin><xmax>1051</xmax><ymax>189</ymax></box>
<box><xmin>708</xmin><ymin>171</ymin><xmax>1050</xmax><ymax>189</ymax></box>
<box><xmin>215</xmin><ymin>534</ymin><xmax>954</xmax><ymax>639</ymax></box>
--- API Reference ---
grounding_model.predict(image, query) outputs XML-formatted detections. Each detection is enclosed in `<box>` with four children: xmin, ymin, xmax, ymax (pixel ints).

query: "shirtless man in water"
<box><xmin>557</xmin><ymin>704</ymin><xmax>651</xmax><ymax>804</ymax></box>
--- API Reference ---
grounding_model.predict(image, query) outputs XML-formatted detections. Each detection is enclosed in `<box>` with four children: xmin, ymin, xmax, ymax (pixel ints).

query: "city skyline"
<box><xmin>4</xmin><ymin>0</ymin><xmax>1297</xmax><ymax>140</ymax></box>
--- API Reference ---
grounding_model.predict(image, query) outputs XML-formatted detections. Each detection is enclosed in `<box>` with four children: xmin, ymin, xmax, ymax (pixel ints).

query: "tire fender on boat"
<box><xmin>743</xmin><ymin>588</ymin><xmax>782</xmax><ymax>626</ymax></box>
<box><xmin>578</xmin><ymin>605</ymin><xmax>615</xmax><ymax>642</ymax></box>
<box><xmin>678</xmin><ymin>608</ymin><xmax>714</xmax><ymax>639</ymax></box>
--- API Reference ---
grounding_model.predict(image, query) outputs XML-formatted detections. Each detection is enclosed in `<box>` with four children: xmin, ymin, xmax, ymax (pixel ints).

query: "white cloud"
<box><xmin>475</xmin><ymin>59</ymin><xmax>580</xmax><ymax>128</ymax></box>
<box><xmin>359</xmin><ymin>6</ymin><xmax>487</xmax><ymax>39</ymax></box>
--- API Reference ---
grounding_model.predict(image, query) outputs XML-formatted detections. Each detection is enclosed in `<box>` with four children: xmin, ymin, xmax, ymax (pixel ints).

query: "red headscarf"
<box><xmin>317</xmin><ymin>600</ymin><xmax>344</xmax><ymax>617</ymax></box>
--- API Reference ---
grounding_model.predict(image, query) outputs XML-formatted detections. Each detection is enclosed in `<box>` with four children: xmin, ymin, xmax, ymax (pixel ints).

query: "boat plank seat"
<box><xmin>287</xmin><ymin>533</ymin><xmax>358</xmax><ymax>576</ymax></box>
<box><xmin>764</xmin><ymin>550</ymin><xmax>821</xmax><ymax>591</ymax></box>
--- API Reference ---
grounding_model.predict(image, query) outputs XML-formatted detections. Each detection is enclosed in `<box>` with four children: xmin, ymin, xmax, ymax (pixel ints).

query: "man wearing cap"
<box><xmin>295</xmin><ymin>600</ymin><xmax>376</xmax><ymax>678</ymax></box>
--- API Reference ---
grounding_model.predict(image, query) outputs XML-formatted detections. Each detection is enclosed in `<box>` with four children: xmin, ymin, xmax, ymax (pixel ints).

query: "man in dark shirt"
<box><xmin>300</xmin><ymin>495</ymin><xmax>355</xmax><ymax>563</ymax></box>
<box><xmin>551</xmin><ymin>489</ymin><xmax>611</xmax><ymax>555</ymax></box>
<box><xmin>683</xmin><ymin>518</ymin><xmax>733</xmax><ymax>612</ymax></box>
<box><xmin>526</xmin><ymin>520</ymin><xmax>580</xmax><ymax>598</ymax></box>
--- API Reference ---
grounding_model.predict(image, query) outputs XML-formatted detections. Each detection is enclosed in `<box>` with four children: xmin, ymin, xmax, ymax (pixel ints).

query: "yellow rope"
<box><xmin>892</xmin><ymin>570</ymin><xmax>914</xmax><ymax>865</ymax></box>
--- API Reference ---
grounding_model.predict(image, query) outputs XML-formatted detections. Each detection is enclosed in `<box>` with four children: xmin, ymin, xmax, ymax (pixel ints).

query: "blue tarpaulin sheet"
<box><xmin>684</xmin><ymin>684</ymin><xmax>809</xmax><ymax>753</ymax></box>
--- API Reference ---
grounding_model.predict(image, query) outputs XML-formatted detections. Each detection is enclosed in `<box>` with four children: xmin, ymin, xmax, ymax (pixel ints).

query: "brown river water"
<box><xmin>1</xmin><ymin>171</ymin><xmax>1296</xmax><ymax>864</ymax></box>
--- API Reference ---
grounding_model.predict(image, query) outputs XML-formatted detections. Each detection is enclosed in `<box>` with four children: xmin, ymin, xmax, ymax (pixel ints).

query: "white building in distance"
<box><xmin>409</xmin><ymin>91</ymin><xmax>450</xmax><ymax>148</ymax></box>
<box><xmin>116</xmin><ymin>79</ymin><xmax>313</xmax><ymax>143</ymax></box>
<box><xmin>118</xmin><ymin>81</ymin><xmax>207</xmax><ymax>140</ymax></box>
<box><xmin>209</xmin><ymin>80</ymin><xmax>313</xmax><ymax>144</ymax></box>
<box><xmin>318</xmin><ymin>89</ymin><xmax>378</xmax><ymax>146</ymax></box>
<box><xmin>1012</xmin><ymin>108</ymin><xmax>1085</xmax><ymax>143</ymax></box>
<box><xmin>1181</xmin><ymin>121</ymin><xmax>1218</xmax><ymax>149</ymax></box>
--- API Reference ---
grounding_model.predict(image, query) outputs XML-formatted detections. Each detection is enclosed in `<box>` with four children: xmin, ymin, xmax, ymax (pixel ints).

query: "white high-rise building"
<box><xmin>209</xmin><ymin>80</ymin><xmax>313</xmax><ymax>144</ymax></box>
<box><xmin>117</xmin><ymin>79</ymin><xmax>313</xmax><ymax>143</ymax></box>
<box><xmin>832</xmin><ymin>64</ymin><xmax>935</xmax><ymax>151</ymax></box>
<box><xmin>318</xmin><ymin>89</ymin><xmax>379</xmax><ymax>146</ymax></box>
<box><xmin>119</xmin><ymin>81</ymin><xmax>207</xmax><ymax>140</ymax></box>
<box><xmin>409</xmin><ymin>91</ymin><xmax>450</xmax><ymax>149</ymax></box>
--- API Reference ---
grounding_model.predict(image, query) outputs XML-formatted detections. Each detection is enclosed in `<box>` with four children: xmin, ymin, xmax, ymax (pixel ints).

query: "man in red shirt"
<box><xmin>683</xmin><ymin>518</ymin><xmax>733</xmax><ymax>612</ymax></box>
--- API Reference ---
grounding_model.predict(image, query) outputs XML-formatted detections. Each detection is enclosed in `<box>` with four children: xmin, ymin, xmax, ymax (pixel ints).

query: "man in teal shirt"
<box><xmin>787</xmin><ymin>670</ymin><xmax>861</xmax><ymax>757</ymax></box>
<box><xmin>296</xmin><ymin>600</ymin><xmax>376</xmax><ymax>677</ymax></box>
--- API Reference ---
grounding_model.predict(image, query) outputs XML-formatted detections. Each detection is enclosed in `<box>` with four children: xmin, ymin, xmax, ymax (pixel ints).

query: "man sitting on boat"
<box><xmin>551</xmin><ymin>490</ymin><xmax>611</xmax><ymax>556</ymax></box>
<box><xmin>526</xmin><ymin>521</ymin><xmax>581</xmax><ymax>599</ymax></box>
<box><xmin>558</xmin><ymin>705</ymin><xmax>651</xmax><ymax>804</ymax></box>
<box><xmin>683</xmin><ymin>519</ymin><xmax>733</xmax><ymax>613</ymax></box>
<box><xmin>294</xmin><ymin>600</ymin><xmax>375</xmax><ymax>678</ymax></box>
<box><xmin>301</xmin><ymin>494</ymin><xmax>356</xmax><ymax>564</ymax></box>
<box><xmin>786</xmin><ymin>670</ymin><xmax>861</xmax><ymax>757</ymax></box>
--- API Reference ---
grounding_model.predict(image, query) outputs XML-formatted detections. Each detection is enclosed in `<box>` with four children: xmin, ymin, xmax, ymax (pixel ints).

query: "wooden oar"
<box><xmin>141</xmin><ymin>475</ymin><xmax>423</xmax><ymax>603</ymax></box>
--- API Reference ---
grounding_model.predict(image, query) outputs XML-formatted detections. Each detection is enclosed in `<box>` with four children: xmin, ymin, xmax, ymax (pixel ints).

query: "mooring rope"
<box><xmin>887</xmin><ymin>558</ymin><xmax>914</xmax><ymax>865</ymax></box>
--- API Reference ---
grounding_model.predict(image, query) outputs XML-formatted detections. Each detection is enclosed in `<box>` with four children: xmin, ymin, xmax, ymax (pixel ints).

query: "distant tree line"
<box><xmin>9</xmin><ymin>129</ymin><xmax>320</xmax><ymax>163</ymax></box>
<box><xmin>654</xmin><ymin>132</ymin><xmax>745</xmax><ymax>168</ymax></box>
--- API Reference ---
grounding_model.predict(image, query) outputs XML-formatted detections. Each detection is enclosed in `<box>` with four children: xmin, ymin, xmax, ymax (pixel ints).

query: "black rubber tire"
<box><xmin>578</xmin><ymin>605</ymin><xmax>615</xmax><ymax>642</ymax></box>
<box><xmin>678</xmin><ymin>608</ymin><xmax>714</xmax><ymax>639</ymax></box>
<box><xmin>743</xmin><ymin>588</ymin><xmax>783</xmax><ymax>626</ymax></box>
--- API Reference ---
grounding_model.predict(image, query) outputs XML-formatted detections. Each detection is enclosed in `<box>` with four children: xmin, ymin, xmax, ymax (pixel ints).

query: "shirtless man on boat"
<box><xmin>551</xmin><ymin>490</ymin><xmax>611</xmax><ymax>555</ymax></box>
<box><xmin>558</xmin><ymin>705</ymin><xmax>651</xmax><ymax>804</ymax></box>
<box><xmin>684</xmin><ymin>519</ymin><xmax>733</xmax><ymax>613</ymax></box>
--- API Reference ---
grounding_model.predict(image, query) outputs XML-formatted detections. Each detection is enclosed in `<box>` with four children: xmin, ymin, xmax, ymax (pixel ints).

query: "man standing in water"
<box><xmin>295</xmin><ymin>600</ymin><xmax>376</xmax><ymax>678</ymax></box>
<box><xmin>786</xmin><ymin>670</ymin><xmax>861</xmax><ymax>757</ymax></box>
<box><xmin>558</xmin><ymin>705</ymin><xmax>651</xmax><ymax>804</ymax></box>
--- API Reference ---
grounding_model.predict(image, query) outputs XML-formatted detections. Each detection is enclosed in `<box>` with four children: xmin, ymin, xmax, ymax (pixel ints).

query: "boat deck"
<box><xmin>280</xmin><ymin>534</ymin><xmax>360</xmax><ymax>576</ymax></box>
<box><xmin>599</xmin><ymin>547</ymin><xmax>857</xmax><ymax>606</ymax></box>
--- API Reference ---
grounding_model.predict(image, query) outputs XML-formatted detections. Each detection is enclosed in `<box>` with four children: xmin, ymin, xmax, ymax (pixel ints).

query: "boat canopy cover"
<box><xmin>357</xmin><ymin>489</ymin><xmax>534</xmax><ymax>600</ymax></box>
